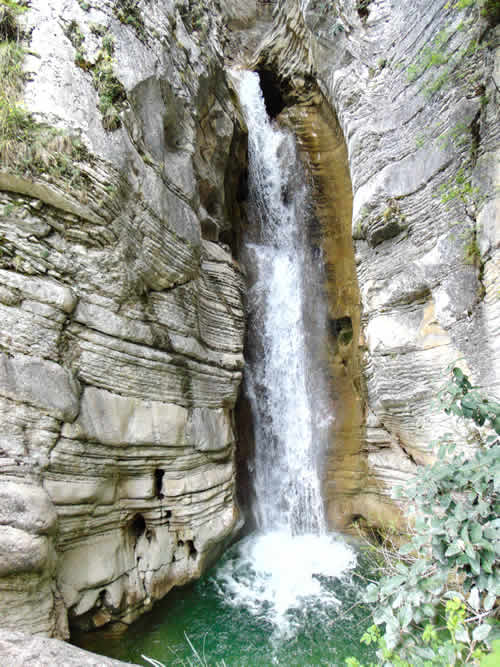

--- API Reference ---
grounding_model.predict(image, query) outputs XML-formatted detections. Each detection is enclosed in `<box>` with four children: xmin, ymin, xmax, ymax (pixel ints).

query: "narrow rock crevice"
<box><xmin>154</xmin><ymin>469</ymin><xmax>165</xmax><ymax>499</ymax></box>
<box><xmin>129</xmin><ymin>514</ymin><xmax>146</xmax><ymax>545</ymax></box>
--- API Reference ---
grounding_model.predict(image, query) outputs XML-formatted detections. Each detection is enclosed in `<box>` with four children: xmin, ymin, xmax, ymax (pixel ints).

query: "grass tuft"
<box><xmin>0</xmin><ymin>0</ymin><xmax>26</xmax><ymax>42</ymax></box>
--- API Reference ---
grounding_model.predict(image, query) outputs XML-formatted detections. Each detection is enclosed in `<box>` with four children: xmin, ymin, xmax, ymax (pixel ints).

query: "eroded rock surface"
<box><xmin>256</xmin><ymin>0</ymin><xmax>499</xmax><ymax>531</ymax></box>
<box><xmin>0</xmin><ymin>0</ymin><xmax>246</xmax><ymax>638</ymax></box>
<box><xmin>315</xmin><ymin>0</ymin><xmax>499</xmax><ymax>530</ymax></box>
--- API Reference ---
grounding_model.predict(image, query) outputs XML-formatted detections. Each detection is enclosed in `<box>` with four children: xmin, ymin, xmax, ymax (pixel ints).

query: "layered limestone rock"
<box><xmin>0</xmin><ymin>0</ymin><xmax>246</xmax><ymax>638</ymax></box>
<box><xmin>253</xmin><ymin>0</ymin><xmax>499</xmax><ymax>532</ymax></box>
<box><xmin>315</xmin><ymin>0</ymin><xmax>499</xmax><ymax>530</ymax></box>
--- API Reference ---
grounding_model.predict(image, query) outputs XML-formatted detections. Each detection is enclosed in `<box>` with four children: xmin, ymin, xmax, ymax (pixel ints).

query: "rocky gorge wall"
<box><xmin>0</xmin><ymin>0</ymin><xmax>499</xmax><ymax>654</ymax></box>
<box><xmin>0</xmin><ymin>0</ymin><xmax>248</xmax><ymax>639</ymax></box>
<box><xmin>255</xmin><ymin>0</ymin><xmax>499</xmax><ymax>532</ymax></box>
<box><xmin>315</xmin><ymin>0</ymin><xmax>499</xmax><ymax>532</ymax></box>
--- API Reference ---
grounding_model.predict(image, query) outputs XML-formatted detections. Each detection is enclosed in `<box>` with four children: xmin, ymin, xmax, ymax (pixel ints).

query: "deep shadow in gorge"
<box><xmin>255</xmin><ymin>67</ymin><xmax>286</xmax><ymax>118</ymax></box>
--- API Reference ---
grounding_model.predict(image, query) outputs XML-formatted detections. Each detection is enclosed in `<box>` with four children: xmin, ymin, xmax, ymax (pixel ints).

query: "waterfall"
<box><xmin>213</xmin><ymin>69</ymin><xmax>356</xmax><ymax>637</ymax></box>
<box><xmin>236</xmin><ymin>69</ymin><xmax>330</xmax><ymax>536</ymax></box>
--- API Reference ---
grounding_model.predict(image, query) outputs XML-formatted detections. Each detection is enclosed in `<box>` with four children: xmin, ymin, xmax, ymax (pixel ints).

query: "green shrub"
<box><xmin>92</xmin><ymin>48</ymin><xmax>126</xmax><ymax>131</ymax></box>
<box><xmin>464</xmin><ymin>234</ymin><xmax>481</xmax><ymax>265</ymax></box>
<box><xmin>0</xmin><ymin>38</ymin><xmax>87</xmax><ymax>181</ymax></box>
<box><xmin>178</xmin><ymin>0</ymin><xmax>205</xmax><ymax>33</ymax></box>
<box><xmin>438</xmin><ymin>167</ymin><xmax>480</xmax><ymax>209</ymax></box>
<box><xmin>0</xmin><ymin>0</ymin><xmax>90</xmax><ymax>189</ymax></box>
<box><xmin>65</xmin><ymin>19</ymin><xmax>126</xmax><ymax>132</ymax></box>
<box><xmin>480</xmin><ymin>0</ymin><xmax>500</xmax><ymax>25</ymax></box>
<box><xmin>347</xmin><ymin>368</ymin><xmax>500</xmax><ymax>666</ymax></box>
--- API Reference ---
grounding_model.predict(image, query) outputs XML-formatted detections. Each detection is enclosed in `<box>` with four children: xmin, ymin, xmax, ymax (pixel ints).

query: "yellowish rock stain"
<box><xmin>281</xmin><ymin>97</ymin><xmax>372</xmax><ymax>532</ymax></box>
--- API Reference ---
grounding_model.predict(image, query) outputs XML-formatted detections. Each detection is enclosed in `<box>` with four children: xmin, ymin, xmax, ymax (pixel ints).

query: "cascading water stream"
<box><xmin>237</xmin><ymin>69</ymin><xmax>328</xmax><ymax>537</ymax></box>
<box><xmin>210</xmin><ymin>69</ymin><xmax>357</xmax><ymax>637</ymax></box>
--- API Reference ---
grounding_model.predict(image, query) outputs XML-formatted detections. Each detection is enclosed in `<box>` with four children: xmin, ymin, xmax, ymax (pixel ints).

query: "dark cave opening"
<box><xmin>154</xmin><ymin>469</ymin><xmax>165</xmax><ymax>499</ymax></box>
<box><xmin>256</xmin><ymin>67</ymin><xmax>286</xmax><ymax>119</ymax></box>
<box><xmin>356</xmin><ymin>0</ymin><xmax>372</xmax><ymax>22</ymax></box>
<box><xmin>129</xmin><ymin>514</ymin><xmax>146</xmax><ymax>541</ymax></box>
<box><xmin>329</xmin><ymin>316</ymin><xmax>353</xmax><ymax>346</ymax></box>
<box><xmin>186</xmin><ymin>539</ymin><xmax>197</xmax><ymax>559</ymax></box>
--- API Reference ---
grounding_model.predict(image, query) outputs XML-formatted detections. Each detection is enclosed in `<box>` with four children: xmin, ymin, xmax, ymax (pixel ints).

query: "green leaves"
<box><xmin>0</xmin><ymin>0</ymin><xmax>27</xmax><ymax>42</ymax></box>
<box><xmin>445</xmin><ymin>541</ymin><xmax>463</xmax><ymax>557</ymax></box>
<box><xmin>473</xmin><ymin>624</ymin><xmax>491</xmax><ymax>643</ymax></box>
<box><xmin>360</xmin><ymin>625</ymin><xmax>380</xmax><ymax>646</ymax></box>
<box><xmin>439</xmin><ymin>367</ymin><xmax>500</xmax><ymax>433</ymax></box>
<box><xmin>364</xmin><ymin>583</ymin><xmax>379</xmax><ymax>603</ymax></box>
<box><xmin>355</xmin><ymin>368</ymin><xmax>499</xmax><ymax>665</ymax></box>
<box><xmin>468</xmin><ymin>586</ymin><xmax>480</xmax><ymax>611</ymax></box>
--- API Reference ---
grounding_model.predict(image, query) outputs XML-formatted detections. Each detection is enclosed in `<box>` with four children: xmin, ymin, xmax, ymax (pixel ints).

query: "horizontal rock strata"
<box><xmin>0</xmin><ymin>0</ymin><xmax>247</xmax><ymax>638</ymax></box>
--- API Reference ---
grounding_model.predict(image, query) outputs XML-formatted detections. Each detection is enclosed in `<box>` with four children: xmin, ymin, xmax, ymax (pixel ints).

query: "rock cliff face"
<box><xmin>315</xmin><ymin>0</ymin><xmax>498</xmax><ymax>532</ymax></box>
<box><xmin>0</xmin><ymin>0</ymin><xmax>246</xmax><ymax>638</ymax></box>
<box><xmin>254</xmin><ymin>0</ymin><xmax>499</xmax><ymax>531</ymax></box>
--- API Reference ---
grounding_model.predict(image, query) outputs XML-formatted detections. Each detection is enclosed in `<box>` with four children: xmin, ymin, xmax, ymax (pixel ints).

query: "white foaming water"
<box><xmin>215</xmin><ymin>531</ymin><xmax>357</xmax><ymax>637</ymax></box>
<box><xmin>234</xmin><ymin>68</ymin><xmax>328</xmax><ymax>536</ymax></box>
<box><xmin>224</xmin><ymin>69</ymin><xmax>356</xmax><ymax>634</ymax></box>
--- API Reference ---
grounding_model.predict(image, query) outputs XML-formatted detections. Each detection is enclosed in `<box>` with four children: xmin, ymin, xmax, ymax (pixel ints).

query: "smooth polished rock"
<box><xmin>189</xmin><ymin>407</ymin><xmax>235</xmax><ymax>453</ymax></box>
<box><xmin>0</xmin><ymin>482</ymin><xmax>57</xmax><ymax>535</ymax></box>
<box><xmin>61</xmin><ymin>387</ymin><xmax>189</xmax><ymax>447</ymax></box>
<box><xmin>0</xmin><ymin>353</ymin><xmax>80</xmax><ymax>422</ymax></box>
<box><xmin>0</xmin><ymin>630</ymin><xmax>137</xmax><ymax>667</ymax></box>
<box><xmin>0</xmin><ymin>527</ymin><xmax>52</xmax><ymax>577</ymax></box>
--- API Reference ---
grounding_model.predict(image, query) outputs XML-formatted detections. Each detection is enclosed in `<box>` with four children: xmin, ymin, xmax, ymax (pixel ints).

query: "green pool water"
<box><xmin>74</xmin><ymin>531</ymin><xmax>376</xmax><ymax>666</ymax></box>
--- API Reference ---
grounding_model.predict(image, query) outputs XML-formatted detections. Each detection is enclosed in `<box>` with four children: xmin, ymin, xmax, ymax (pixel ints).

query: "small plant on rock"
<box><xmin>114</xmin><ymin>0</ymin><xmax>146</xmax><ymax>40</ymax></box>
<box><xmin>178</xmin><ymin>0</ymin><xmax>205</xmax><ymax>33</ymax></box>
<box><xmin>0</xmin><ymin>0</ymin><xmax>26</xmax><ymax>42</ymax></box>
<box><xmin>66</xmin><ymin>20</ymin><xmax>126</xmax><ymax>132</ymax></box>
<box><xmin>0</xmin><ymin>0</ymin><xmax>90</xmax><ymax>192</ymax></box>
<box><xmin>0</xmin><ymin>38</ymin><xmax>30</xmax><ymax>165</ymax></box>
<box><xmin>480</xmin><ymin>0</ymin><xmax>500</xmax><ymax>24</ymax></box>
<box><xmin>92</xmin><ymin>47</ymin><xmax>126</xmax><ymax>131</ymax></box>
